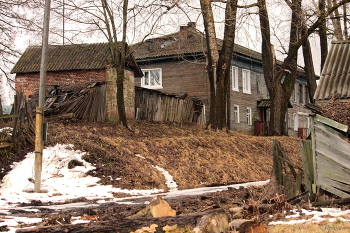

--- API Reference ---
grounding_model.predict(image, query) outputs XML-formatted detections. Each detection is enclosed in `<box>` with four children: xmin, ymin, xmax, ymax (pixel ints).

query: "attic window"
<box><xmin>160</xmin><ymin>38</ymin><xmax>177</xmax><ymax>48</ymax></box>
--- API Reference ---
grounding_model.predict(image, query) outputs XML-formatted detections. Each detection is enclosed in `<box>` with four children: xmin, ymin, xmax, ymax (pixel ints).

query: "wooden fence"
<box><xmin>135</xmin><ymin>87</ymin><xmax>205</xmax><ymax>125</ymax></box>
<box><xmin>301</xmin><ymin>114</ymin><xmax>350</xmax><ymax>198</ymax></box>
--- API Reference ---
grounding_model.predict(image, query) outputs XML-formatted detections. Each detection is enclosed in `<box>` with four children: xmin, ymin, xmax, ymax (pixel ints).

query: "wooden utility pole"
<box><xmin>34</xmin><ymin>0</ymin><xmax>51</xmax><ymax>192</ymax></box>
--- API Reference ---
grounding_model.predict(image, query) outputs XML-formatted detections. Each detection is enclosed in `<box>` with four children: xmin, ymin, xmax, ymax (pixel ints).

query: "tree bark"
<box><xmin>215</xmin><ymin>0</ymin><xmax>238</xmax><ymax>130</ymax></box>
<box><xmin>327</xmin><ymin>0</ymin><xmax>344</xmax><ymax>40</ymax></box>
<box><xmin>200</xmin><ymin>0</ymin><xmax>219</xmax><ymax>129</ymax></box>
<box><xmin>319</xmin><ymin>0</ymin><xmax>328</xmax><ymax>71</ymax></box>
<box><xmin>302</xmin><ymin>39</ymin><xmax>317</xmax><ymax>103</ymax></box>
<box><xmin>200</xmin><ymin>0</ymin><xmax>238</xmax><ymax>130</ymax></box>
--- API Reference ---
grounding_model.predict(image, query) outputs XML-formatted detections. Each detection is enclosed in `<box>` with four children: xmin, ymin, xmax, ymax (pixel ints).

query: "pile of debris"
<box><xmin>318</xmin><ymin>97</ymin><xmax>350</xmax><ymax>128</ymax></box>
<box><xmin>29</xmin><ymin>82</ymin><xmax>107</xmax><ymax>122</ymax></box>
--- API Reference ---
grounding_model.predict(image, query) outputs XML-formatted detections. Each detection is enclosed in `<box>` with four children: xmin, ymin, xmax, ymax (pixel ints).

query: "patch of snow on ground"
<box><xmin>0</xmin><ymin>144</ymin><xmax>164</xmax><ymax>206</ymax></box>
<box><xmin>135</xmin><ymin>153</ymin><xmax>178</xmax><ymax>191</ymax></box>
<box><xmin>269</xmin><ymin>208</ymin><xmax>350</xmax><ymax>225</ymax></box>
<box><xmin>0</xmin><ymin>143</ymin><xmax>349</xmax><ymax>232</ymax></box>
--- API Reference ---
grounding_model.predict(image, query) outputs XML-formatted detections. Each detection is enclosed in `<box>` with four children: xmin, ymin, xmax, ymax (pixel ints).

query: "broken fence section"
<box><xmin>309</xmin><ymin>114</ymin><xmax>350</xmax><ymax>198</ymax></box>
<box><xmin>135</xmin><ymin>87</ymin><xmax>205</xmax><ymax>125</ymax></box>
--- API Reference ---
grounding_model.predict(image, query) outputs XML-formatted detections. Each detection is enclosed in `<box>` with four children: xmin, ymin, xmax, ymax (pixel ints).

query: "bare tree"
<box><xmin>200</xmin><ymin>0</ymin><xmax>238</xmax><ymax>130</ymax></box>
<box><xmin>49</xmin><ymin>0</ymin><xmax>186</xmax><ymax>127</ymax></box>
<box><xmin>0</xmin><ymin>0</ymin><xmax>42</xmax><ymax>100</ymax></box>
<box><xmin>257</xmin><ymin>0</ymin><xmax>350</xmax><ymax>135</ymax></box>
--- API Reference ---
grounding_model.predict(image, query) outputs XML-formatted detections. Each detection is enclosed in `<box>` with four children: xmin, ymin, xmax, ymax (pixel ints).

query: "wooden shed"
<box><xmin>11</xmin><ymin>43</ymin><xmax>143</xmax><ymax>121</ymax></box>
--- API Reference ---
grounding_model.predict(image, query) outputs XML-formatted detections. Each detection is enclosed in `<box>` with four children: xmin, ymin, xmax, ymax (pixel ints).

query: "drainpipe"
<box><xmin>34</xmin><ymin>0</ymin><xmax>51</xmax><ymax>192</ymax></box>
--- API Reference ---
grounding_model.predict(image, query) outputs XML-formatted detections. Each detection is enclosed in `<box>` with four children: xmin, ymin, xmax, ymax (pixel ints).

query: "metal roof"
<box><xmin>257</xmin><ymin>99</ymin><xmax>293</xmax><ymax>108</ymax></box>
<box><xmin>314</xmin><ymin>41</ymin><xmax>350</xmax><ymax>100</ymax></box>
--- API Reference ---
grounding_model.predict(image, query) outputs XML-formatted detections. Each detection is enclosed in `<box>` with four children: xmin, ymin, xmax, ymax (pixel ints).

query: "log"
<box><xmin>312</xmin><ymin>197</ymin><xmax>350</xmax><ymax>207</ymax></box>
<box><xmin>16</xmin><ymin>209</ymin><xmax>229</xmax><ymax>233</ymax></box>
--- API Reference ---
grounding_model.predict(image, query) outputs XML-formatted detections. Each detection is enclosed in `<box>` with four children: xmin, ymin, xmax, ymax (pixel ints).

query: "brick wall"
<box><xmin>15</xmin><ymin>69</ymin><xmax>107</xmax><ymax>97</ymax></box>
<box><xmin>106</xmin><ymin>68</ymin><xmax>135</xmax><ymax>119</ymax></box>
<box><xmin>15</xmin><ymin>68</ymin><xmax>135</xmax><ymax>120</ymax></box>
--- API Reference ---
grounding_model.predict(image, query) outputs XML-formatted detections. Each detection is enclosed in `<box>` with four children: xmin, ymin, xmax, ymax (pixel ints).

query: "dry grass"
<box><xmin>41</xmin><ymin>119</ymin><xmax>303</xmax><ymax>192</ymax></box>
<box><xmin>267</xmin><ymin>220</ymin><xmax>350</xmax><ymax>233</ymax></box>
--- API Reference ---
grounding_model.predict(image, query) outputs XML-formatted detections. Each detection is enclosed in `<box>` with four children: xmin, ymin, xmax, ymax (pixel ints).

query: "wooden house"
<box><xmin>132</xmin><ymin>22</ymin><xmax>312</xmax><ymax>136</ymax></box>
<box><xmin>11</xmin><ymin>43</ymin><xmax>143</xmax><ymax>120</ymax></box>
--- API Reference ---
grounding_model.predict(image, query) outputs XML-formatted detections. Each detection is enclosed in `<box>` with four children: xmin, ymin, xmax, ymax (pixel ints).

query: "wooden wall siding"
<box><xmin>312</xmin><ymin>114</ymin><xmax>350</xmax><ymax>198</ymax></box>
<box><xmin>135</xmin><ymin>88</ymin><xmax>205</xmax><ymax>125</ymax></box>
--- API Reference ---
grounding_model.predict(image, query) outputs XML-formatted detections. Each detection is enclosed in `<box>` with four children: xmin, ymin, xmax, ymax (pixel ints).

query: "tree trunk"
<box><xmin>200</xmin><ymin>0</ymin><xmax>219</xmax><ymax>129</ymax></box>
<box><xmin>200</xmin><ymin>0</ymin><xmax>237</xmax><ymax>130</ymax></box>
<box><xmin>327</xmin><ymin>0</ymin><xmax>344</xmax><ymax>40</ymax></box>
<box><xmin>319</xmin><ymin>0</ymin><xmax>328</xmax><ymax>71</ymax></box>
<box><xmin>116</xmin><ymin>60</ymin><xmax>128</xmax><ymax>128</ymax></box>
<box><xmin>302</xmin><ymin>39</ymin><xmax>317</xmax><ymax>103</ymax></box>
<box><xmin>215</xmin><ymin>0</ymin><xmax>238</xmax><ymax>130</ymax></box>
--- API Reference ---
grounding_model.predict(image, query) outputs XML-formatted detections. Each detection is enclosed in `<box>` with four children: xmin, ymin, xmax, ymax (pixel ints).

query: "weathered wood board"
<box><xmin>312</xmin><ymin>115</ymin><xmax>350</xmax><ymax>198</ymax></box>
<box><xmin>135</xmin><ymin>87</ymin><xmax>205</xmax><ymax>125</ymax></box>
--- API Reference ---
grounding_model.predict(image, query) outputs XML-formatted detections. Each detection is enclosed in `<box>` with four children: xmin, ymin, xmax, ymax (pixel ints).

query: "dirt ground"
<box><xmin>1</xmin><ymin>118</ymin><xmax>346</xmax><ymax>231</ymax></box>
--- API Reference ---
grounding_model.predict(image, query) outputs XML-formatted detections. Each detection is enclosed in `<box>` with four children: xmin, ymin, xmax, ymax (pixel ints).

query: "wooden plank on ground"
<box><xmin>317</xmin><ymin>175</ymin><xmax>350</xmax><ymax>193</ymax></box>
<box><xmin>319</xmin><ymin>183</ymin><xmax>350</xmax><ymax>198</ymax></box>
<box><xmin>0</xmin><ymin>114</ymin><xmax>20</xmax><ymax>119</ymax></box>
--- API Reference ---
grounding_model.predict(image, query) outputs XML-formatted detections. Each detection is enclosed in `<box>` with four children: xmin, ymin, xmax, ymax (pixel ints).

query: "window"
<box><xmin>233</xmin><ymin>105</ymin><xmax>240</xmax><ymax>123</ymax></box>
<box><xmin>232</xmin><ymin>66</ymin><xmax>239</xmax><ymax>91</ymax></box>
<box><xmin>242</xmin><ymin>69</ymin><xmax>251</xmax><ymax>94</ymax></box>
<box><xmin>305</xmin><ymin>86</ymin><xmax>309</xmax><ymax>103</ymax></box>
<box><xmin>293</xmin><ymin>84</ymin><xmax>297</xmax><ymax>102</ymax></box>
<box><xmin>256</xmin><ymin>73</ymin><xmax>261</xmax><ymax>94</ymax></box>
<box><xmin>141</xmin><ymin>68</ymin><xmax>162</xmax><ymax>89</ymax></box>
<box><xmin>299</xmin><ymin>84</ymin><xmax>303</xmax><ymax>103</ymax></box>
<box><xmin>246</xmin><ymin>107</ymin><xmax>252</xmax><ymax>125</ymax></box>
<box><xmin>293</xmin><ymin>113</ymin><xmax>299</xmax><ymax>131</ymax></box>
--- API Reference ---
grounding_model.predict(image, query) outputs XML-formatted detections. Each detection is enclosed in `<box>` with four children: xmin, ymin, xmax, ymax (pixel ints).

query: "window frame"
<box><xmin>293</xmin><ymin>113</ymin><xmax>299</xmax><ymax>131</ymax></box>
<box><xmin>246</xmin><ymin>107</ymin><xmax>252</xmax><ymax>125</ymax></box>
<box><xmin>233</xmin><ymin>104</ymin><xmax>240</xmax><ymax>123</ymax></box>
<box><xmin>141</xmin><ymin>68</ymin><xmax>163</xmax><ymax>89</ymax></box>
<box><xmin>242</xmin><ymin>69</ymin><xmax>251</xmax><ymax>94</ymax></box>
<box><xmin>232</xmin><ymin>66</ymin><xmax>239</xmax><ymax>91</ymax></box>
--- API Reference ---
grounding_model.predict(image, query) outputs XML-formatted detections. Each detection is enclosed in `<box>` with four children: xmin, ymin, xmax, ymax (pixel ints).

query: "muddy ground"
<box><xmin>0</xmin><ymin>118</ymin><xmax>346</xmax><ymax>231</ymax></box>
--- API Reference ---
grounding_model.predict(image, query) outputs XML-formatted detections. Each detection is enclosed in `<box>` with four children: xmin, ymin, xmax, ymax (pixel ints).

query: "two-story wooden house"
<box><xmin>132</xmin><ymin>22</ymin><xmax>312</xmax><ymax>136</ymax></box>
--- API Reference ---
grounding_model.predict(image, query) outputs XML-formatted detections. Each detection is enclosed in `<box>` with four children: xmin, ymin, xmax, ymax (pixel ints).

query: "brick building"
<box><xmin>132</xmin><ymin>22</ymin><xmax>312</xmax><ymax>136</ymax></box>
<box><xmin>11</xmin><ymin>43</ymin><xmax>143</xmax><ymax>120</ymax></box>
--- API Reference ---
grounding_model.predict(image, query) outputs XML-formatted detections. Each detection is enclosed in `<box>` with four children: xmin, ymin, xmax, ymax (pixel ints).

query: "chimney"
<box><xmin>180</xmin><ymin>22</ymin><xmax>196</xmax><ymax>31</ymax></box>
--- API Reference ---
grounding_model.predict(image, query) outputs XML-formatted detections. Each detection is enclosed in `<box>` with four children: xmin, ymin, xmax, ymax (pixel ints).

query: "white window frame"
<box><xmin>246</xmin><ymin>107</ymin><xmax>252</xmax><ymax>125</ymax></box>
<box><xmin>233</xmin><ymin>105</ymin><xmax>240</xmax><ymax>123</ymax></box>
<box><xmin>293</xmin><ymin>113</ymin><xmax>299</xmax><ymax>131</ymax></box>
<box><xmin>141</xmin><ymin>68</ymin><xmax>163</xmax><ymax>89</ymax></box>
<box><xmin>293</xmin><ymin>84</ymin><xmax>297</xmax><ymax>102</ymax></box>
<box><xmin>232</xmin><ymin>66</ymin><xmax>239</xmax><ymax>91</ymax></box>
<box><xmin>242</xmin><ymin>69</ymin><xmax>251</xmax><ymax>94</ymax></box>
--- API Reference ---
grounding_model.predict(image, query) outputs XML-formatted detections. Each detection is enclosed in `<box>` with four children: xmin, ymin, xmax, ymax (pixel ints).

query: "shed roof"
<box><xmin>11</xmin><ymin>43</ymin><xmax>143</xmax><ymax>77</ymax></box>
<box><xmin>314</xmin><ymin>41</ymin><xmax>350</xmax><ymax>101</ymax></box>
